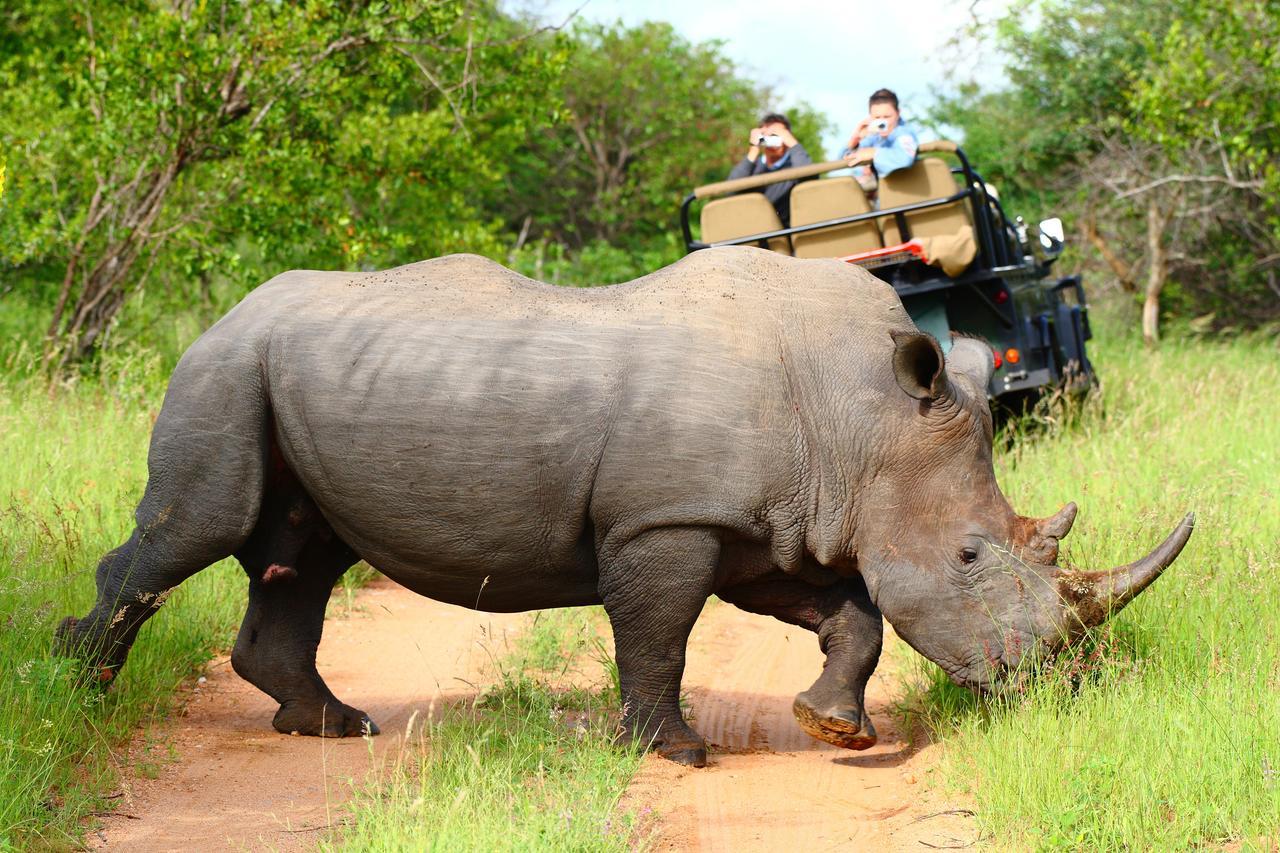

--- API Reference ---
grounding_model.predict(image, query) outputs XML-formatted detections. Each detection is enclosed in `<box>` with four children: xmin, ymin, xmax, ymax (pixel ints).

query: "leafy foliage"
<box><xmin>0</xmin><ymin>0</ymin><xmax>563</xmax><ymax>367</ymax></box>
<box><xmin>1</xmin><ymin>6</ymin><xmax>833</xmax><ymax>368</ymax></box>
<box><xmin>933</xmin><ymin>0</ymin><xmax>1280</xmax><ymax>338</ymax></box>
<box><xmin>496</xmin><ymin>20</ymin><xmax>828</xmax><ymax>256</ymax></box>
<box><xmin>498</xmin><ymin>21</ymin><xmax>756</xmax><ymax>248</ymax></box>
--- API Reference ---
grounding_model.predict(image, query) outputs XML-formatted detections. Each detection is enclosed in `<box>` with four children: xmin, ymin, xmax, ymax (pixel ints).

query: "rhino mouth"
<box><xmin>961</xmin><ymin>653</ymin><xmax>1044</xmax><ymax>697</ymax></box>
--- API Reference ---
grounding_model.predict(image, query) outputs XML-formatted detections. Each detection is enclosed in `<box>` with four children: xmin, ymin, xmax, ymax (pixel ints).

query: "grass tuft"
<box><xmin>327</xmin><ymin>611</ymin><xmax>643</xmax><ymax>851</ymax></box>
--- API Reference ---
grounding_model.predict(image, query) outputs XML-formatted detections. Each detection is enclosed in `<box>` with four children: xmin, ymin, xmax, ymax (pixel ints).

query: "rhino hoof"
<box><xmin>54</xmin><ymin>617</ymin><xmax>120</xmax><ymax>688</ymax></box>
<box><xmin>54</xmin><ymin>615</ymin><xmax>78</xmax><ymax>646</ymax></box>
<box><xmin>792</xmin><ymin>694</ymin><xmax>878</xmax><ymax>751</ymax></box>
<box><xmin>660</xmin><ymin>744</ymin><xmax>708</xmax><ymax>767</ymax></box>
<box><xmin>272</xmin><ymin>700</ymin><xmax>379</xmax><ymax>738</ymax></box>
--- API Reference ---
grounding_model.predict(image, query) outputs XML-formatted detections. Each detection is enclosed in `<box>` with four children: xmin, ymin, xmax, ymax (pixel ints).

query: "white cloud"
<box><xmin>512</xmin><ymin>0</ymin><xmax>1012</xmax><ymax>155</ymax></box>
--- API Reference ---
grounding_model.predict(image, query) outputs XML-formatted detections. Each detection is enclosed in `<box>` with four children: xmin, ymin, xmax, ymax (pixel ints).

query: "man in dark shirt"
<box><xmin>726</xmin><ymin>112</ymin><xmax>813</xmax><ymax>227</ymax></box>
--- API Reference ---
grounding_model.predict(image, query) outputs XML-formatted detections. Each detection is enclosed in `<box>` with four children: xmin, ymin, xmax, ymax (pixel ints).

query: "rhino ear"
<box><xmin>945</xmin><ymin>335</ymin><xmax>996</xmax><ymax>395</ymax></box>
<box><xmin>891</xmin><ymin>330</ymin><xmax>946</xmax><ymax>400</ymax></box>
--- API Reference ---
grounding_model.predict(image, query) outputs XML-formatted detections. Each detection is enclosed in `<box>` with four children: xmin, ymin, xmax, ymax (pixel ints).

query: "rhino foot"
<box><xmin>616</xmin><ymin>720</ymin><xmax>708</xmax><ymax>767</ymax></box>
<box><xmin>272</xmin><ymin>699</ymin><xmax>379</xmax><ymax>738</ymax></box>
<box><xmin>792</xmin><ymin>691</ymin><xmax>877</xmax><ymax>750</ymax></box>
<box><xmin>657</xmin><ymin>742</ymin><xmax>708</xmax><ymax>767</ymax></box>
<box><xmin>56</xmin><ymin>614</ymin><xmax>129</xmax><ymax>687</ymax></box>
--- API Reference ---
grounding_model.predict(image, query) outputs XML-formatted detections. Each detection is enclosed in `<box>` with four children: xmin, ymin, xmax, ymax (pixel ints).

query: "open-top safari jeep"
<box><xmin>679</xmin><ymin>140</ymin><xmax>1093</xmax><ymax>406</ymax></box>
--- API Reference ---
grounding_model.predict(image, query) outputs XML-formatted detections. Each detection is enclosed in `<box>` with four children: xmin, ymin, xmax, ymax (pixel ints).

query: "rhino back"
<box><xmin>211</xmin><ymin>250</ymin><xmax>909</xmax><ymax>607</ymax></box>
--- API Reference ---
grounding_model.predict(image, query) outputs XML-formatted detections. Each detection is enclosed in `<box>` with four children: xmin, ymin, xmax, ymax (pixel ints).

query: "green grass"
<box><xmin>327</xmin><ymin>608</ymin><xmax>643</xmax><ymax>851</ymax></box>
<box><xmin>0</xmin><ymin>379</ymin><xmax>249</xmax><ymax>848</ymax></box>
<box><xmin>897</xmin><ymin>328</ymin><xmax>1280</xmax><ymax>849</ymax></box>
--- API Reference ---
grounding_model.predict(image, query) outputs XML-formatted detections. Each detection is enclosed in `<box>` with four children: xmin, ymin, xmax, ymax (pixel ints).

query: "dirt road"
<box><xmin>624</xmin><ymin>601</ymin><xmax>979</xmax><ymax>851</ymax></box>
<box><xmin>92</xmin><ymin>580</ymin><xmax>975</xmax><ymax>851</ymax></box>
<box><xmin>90</xmin><ymin>578</ymin><xmax>527</xmax><ymax>851</ymax></box>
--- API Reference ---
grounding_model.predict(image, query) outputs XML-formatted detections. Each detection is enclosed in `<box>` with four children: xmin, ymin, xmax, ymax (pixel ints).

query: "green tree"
<box><xmin>497</xmin><ymin>20</ymin><xmax>829</xmax><ymax>254</ymax></box>
<box><xmin>0</xmin><ymin>0</ymin><xmax>562</xmax><ymax>368</ymax></box>
<box><xmin>1126</xmin><ymin>1</ymin><xmax>1280</xmax><ymax>330</ymax></box>
<box><xmin>935</xmin><ymin>0</ymin><xmax>1279</xmax><ymax>342</ymax></box>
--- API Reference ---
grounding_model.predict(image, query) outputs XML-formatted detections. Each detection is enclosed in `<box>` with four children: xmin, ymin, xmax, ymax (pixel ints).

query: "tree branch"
<box><xmin>1114</xmin><ymin>173</ymin><xmax>1263</xmax><ymax>199</ymax></box>
<box><xmin>1081</xmin><ymin>213</ymin><xmax>1137</xmax><ymax>293</ymax></box>
<box><xmin>392</xmin><ymin>45</ymin><xmax>470</xmax><ymax>135</ymax></box>
<box><xmin>248</xmin><ymin>33</ymin><xmax>375</xmax><ymax>131</ymax></box>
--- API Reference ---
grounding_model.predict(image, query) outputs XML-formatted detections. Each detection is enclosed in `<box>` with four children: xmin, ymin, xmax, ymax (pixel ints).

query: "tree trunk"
<box><xmin>1142</xmin><ymin>197</ymin><xmax>1169</xmax><ymax>347</ymax></box>
<box><xmin>1082</xmin><ymin>213</ymin><xmax>1137</xmax><ymax>293</ymax></box>
<box><xmin>45</xmin><ymin>155</ymin><xmax>183</xmax><ymax>369</ymax></box>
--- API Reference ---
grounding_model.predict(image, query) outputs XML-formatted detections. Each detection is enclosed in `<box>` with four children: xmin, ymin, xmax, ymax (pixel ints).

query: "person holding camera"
<box><xmin>726</xmin><ymin>112</ymin><xmax>813</xmax><ymax>226</ymax></box>
<box><xmin>841</xmin><ymin>88</ymin><xmax>918</xmax><ymax>191</ymax></box>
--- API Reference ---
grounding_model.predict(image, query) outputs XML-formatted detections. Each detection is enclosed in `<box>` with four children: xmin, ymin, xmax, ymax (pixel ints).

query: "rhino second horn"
<box><xmin>1058</xmin><ymin>513</ymin><xmax>1195</xmax><ymax>628</ymax></box>
<box><xmin>1040</xmin><ymin>502</ymin><xmax>1078</xmax><ymax>540</ymax></box>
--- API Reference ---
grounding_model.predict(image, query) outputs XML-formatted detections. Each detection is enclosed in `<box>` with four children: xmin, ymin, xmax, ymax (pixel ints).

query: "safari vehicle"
<box><xmin>678</xmin><ymin>140</ymin><xmax>1094</xmax><ymax>406</ymax></box>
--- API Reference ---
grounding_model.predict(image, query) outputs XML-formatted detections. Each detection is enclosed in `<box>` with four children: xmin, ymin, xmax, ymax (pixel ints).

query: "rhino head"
<box><xmin>852</xmin><ymin>331</ymin><xmax>1193</xmax><ymax>691</ymax></box>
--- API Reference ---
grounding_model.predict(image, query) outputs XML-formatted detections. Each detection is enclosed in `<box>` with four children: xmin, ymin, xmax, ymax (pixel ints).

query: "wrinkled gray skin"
<box><xmin>58</xmin><ymin>248</ymin><xmax>1193</xmax><ymax>766</ymax></box>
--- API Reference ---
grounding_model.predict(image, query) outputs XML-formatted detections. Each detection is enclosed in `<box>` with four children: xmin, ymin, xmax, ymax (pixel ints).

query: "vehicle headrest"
<box><xmin>918</xmin><ymin>140</ymin><xmax>959</xmax><ymax>154</ymax></box>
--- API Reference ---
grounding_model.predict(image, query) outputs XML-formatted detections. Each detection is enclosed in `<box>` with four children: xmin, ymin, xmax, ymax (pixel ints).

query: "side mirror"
<box><xmin>1038</xmin><ymin>217</ymin><xmax>1065</xmax><ymax>249</ymax></box>
<box><xmin>1029</xmin><ymin>216</ymin><xmax>1065</xmax><ymax>262</ymax></box>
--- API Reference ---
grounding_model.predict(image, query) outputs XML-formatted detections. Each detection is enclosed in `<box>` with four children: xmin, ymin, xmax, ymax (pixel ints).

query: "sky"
<box><xmin>512</xmin><ymin>0</ymin><xmax>1013</xmax><ymax>156</ymax></box>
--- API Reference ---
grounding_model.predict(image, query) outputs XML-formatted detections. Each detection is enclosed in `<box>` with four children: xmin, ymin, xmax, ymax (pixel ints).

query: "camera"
<box><xmin>753</xmin><ymin>134</ymin><xmax>784</xmax><ymax>149</ymax></box>
<box><xmin>869</xmin><ymin>119</ymin><xmax>889</xmax><ymax>133</ymax></box>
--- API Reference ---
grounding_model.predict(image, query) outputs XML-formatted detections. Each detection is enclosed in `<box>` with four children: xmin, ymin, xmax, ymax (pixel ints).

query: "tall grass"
<box><xmin>899</xmin><ymin>329</ymin><xmax>1280</xmax><ymax>848</ymax></box>
<box><xmin>0</xmin><ymin>379</ymin><xmax>249</xmax><ymax>847</ymax></box>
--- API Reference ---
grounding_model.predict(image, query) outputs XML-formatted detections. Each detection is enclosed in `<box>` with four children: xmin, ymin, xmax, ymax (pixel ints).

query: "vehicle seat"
<box><xmin>879</xmin><ymin>158</ymin><xmax>977</xmax><ymax>274</ymax></box>
<box><xmin>700</xmin><ymin>194</ymin><xmax>791</xmax><ymax>255</ymax></box>
<box><xmin>789</xmin><ymin>177</ymin><xmax>883</xmax><ymax>258</ymax></box>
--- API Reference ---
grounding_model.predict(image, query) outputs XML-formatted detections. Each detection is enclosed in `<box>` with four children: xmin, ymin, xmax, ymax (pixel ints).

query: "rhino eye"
<box><xmin>959</xmin><ymin>547</ymin><xmax>979</xmax><ymax>564</ymax></box>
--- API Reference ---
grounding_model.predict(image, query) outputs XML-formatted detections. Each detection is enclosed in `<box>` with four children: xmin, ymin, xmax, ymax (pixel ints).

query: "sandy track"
<box><xmin>624</xmin><ymin>601</ymin><xmax>979</xmax><ymax>851</ymax></box>
<box><xmin>92</xmin><ymin>580</ymin><xmax>976</xmax><ymax>851</ymax></box>
<box><xmin>90</xmin><ymin>578</ymin><xmax>527</xmax><ymax>851</ymax></box>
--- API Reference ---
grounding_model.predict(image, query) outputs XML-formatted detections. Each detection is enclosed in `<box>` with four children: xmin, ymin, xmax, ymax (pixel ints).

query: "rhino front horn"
<box><xmin>1065</xmin><ymin>513</ymin><xmax>1195</xmax><ymax>627</ymax></box>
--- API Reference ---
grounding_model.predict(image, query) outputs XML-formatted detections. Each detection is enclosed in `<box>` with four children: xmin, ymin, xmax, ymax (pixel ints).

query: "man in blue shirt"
<box><xmin>726</xmin><ymin>112</ymin><xmax>813</xmax><ymax>226</ymax></box>
<box><xmin>841</xmin><ymin>89</ymin><xmax>918</xmax><ymax>189</ymax></box>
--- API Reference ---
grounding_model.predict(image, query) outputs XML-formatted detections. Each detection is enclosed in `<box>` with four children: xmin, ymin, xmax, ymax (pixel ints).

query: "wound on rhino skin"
<box><xmin>262</xmin><ymin>564</ymin><xmax>298</xmax><ymax>584</ymax></box>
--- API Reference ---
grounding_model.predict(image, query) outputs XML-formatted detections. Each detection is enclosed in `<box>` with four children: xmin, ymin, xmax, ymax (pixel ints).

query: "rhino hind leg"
<box><xmin>55</xmin><ymin>517</ymin><xmax>251</xmax><ymax>685</ymax></box>
<box><xmin>719</xmin><ymin>576</ymin><xmax>882</xmax><ymax>750</ymax></box>
<box><xmin>231</xmin><ymin>467</ymin><xmax>372</xmax><ymax>738</ymax></box>
<box><xmin>598</xmin><ymin>527</ymin><xmax>718</xmax><ymax>767</ymax></box>
<box><xmin>56</xmin><ymin>353</ymin><xmax>269</xmax><ymax>681</ymax></box>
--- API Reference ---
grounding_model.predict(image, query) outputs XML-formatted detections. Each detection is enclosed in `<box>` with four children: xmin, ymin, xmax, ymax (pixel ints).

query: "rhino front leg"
<box><xmin>598</xmin><ymin>527</ymin><xmax>718</xmax><ymax>767</ymax></box>
<box><xmin>231</xmin><ymin>531</ymin><xmax>373</xmax><ymax>738</ymax></box>
<box><xmin>718</xmin><ymin>575</ymin><xmax>882</xmax><ymax>750</ymax></box>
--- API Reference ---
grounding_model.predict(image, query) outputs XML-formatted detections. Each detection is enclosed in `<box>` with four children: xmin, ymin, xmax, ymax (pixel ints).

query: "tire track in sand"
<box><xmin>89</xmin><ymin>577</ymin><xmax>526</xmax><ymax>852</ymax></box>
<box><xmin>623</xmin><ymin>601</ymin><xmax>980</xmax><ymax>851</ymax></box>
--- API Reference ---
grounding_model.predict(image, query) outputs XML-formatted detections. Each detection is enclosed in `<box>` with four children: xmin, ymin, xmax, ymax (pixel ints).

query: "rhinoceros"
<box><xmin>58</xmin><ymin>247</ymin><xmax>1192</xmax><ymax>766</ymax></box>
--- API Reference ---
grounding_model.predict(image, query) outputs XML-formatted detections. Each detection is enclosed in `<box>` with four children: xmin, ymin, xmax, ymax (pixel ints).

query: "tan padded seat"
<box><xmin>700</xmin><ymin>194</ymin><xmax>791</xmax><ymax>255</ymax></box>
<box><xmin>789</xmin><ymin>177</ymin><xmax>883</xmax><ymax>258</ymax></box>
<box><xmin>879</xmin><ymin>157</ymin><xmax>977</xmax><ymax>274</ymax></box>
<box><xmin>879</xmin><ymin>158</ymin><xmax>972</xmax><ymax>244</ymax></box>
